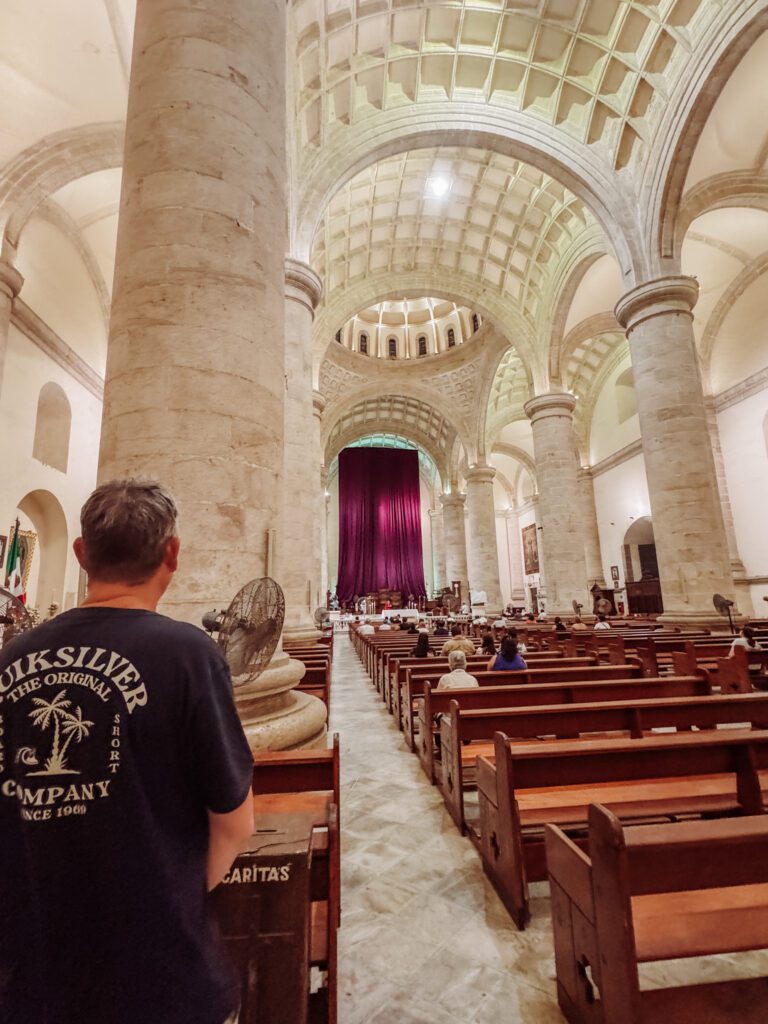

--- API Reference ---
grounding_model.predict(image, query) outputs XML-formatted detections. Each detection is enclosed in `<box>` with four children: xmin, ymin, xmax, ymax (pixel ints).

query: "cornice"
<box><xmin>524</xmin><ymin>391</ymin><xmax>577</xmax><ymax>424</ymax></box>
<box><xmin>11</xmin><ymin>298</ymin><xmax>104</xmax><ymax>400</ymax></box>
<box><xmin>615</xmin><ymin>275</ymin><xmax>699</xmax><ymax>333</ymax></box>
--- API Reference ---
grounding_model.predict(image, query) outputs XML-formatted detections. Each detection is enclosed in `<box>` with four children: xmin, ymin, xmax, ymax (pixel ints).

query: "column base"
<box><xmin>233</xmin><ymin>648</ymin><xmax>327</xmax><ymax>751</ymax></box>
<box><xmin>656</xmin><ymin>610</ymin><xmax>747</xmax><ymax>631</ymax></box>
<box><xmin>282</xmin><ymin>621</ymin><xmax>323</xmax><ymax>644</ymax></box>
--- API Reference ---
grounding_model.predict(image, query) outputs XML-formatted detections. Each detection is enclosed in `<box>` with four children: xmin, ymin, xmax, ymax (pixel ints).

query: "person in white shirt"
<box><xmin>437</xmin><ymin>650</ymin><xmax>479</xmax><ymax>690</ymax></box>
<box><xmin>729</xmin><ymin>626</ymin><xmax>763</xmax><ymax>656</ymax></box>
<box><xmin>593</xmin><ymin>614</ymin><xmax>611</xmax><ymax>631</ymax></box>
<box><xmin>357</xmin><ymin>619</ymin><xmax>374</xmax><ymax>635</ymax></box>
<box><xmin>378</xmin><ymin>621</ymin><xmax>392</xmax><ymax>631</ymax></box>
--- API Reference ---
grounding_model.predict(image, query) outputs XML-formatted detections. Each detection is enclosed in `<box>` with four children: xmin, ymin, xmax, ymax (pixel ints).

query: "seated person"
<box><xmin>525</xmin><ymin>613</ymin><xmax>535</xmax><ymax>622</ymax></box>
<box><xmin>406</xmin><ymin>621</ymin><xmax>418</xmax><ymax>634</ymax></box>
<box><xmin>378</xmin><ymin>620</ymin><xmax>392</xmax><ymax>631</ymax></box>
<box><xmin>477</xmin><ymin>632</ymin><xmax>496</xmax><ymax>657</ymax></box>
<box><xmin>593</xmin><ymin>613</ymin><xmax>611</xmax><ymax>631</ymax></box>
<box><xmin>441</xmin><ymin>626</ymin><xmax>476</xmax><ymax>657</ymax></box>
<box><xmin>437</xmin><ymin>650</ymin><xmax>479</xmax><ymax>690</ymax></box>
<box><xmin>553</xmin><ymin>616</ymin><xmax>567</xmax><ymax>634</ymax></box>
<box><xmin>504</xmin><ymin>628</ymin><xmax>527</xmax><ymax>654</ymax></box>
<box><xmin>410</xmin><ymin>632</ymin><xmax>433</xmax><ymax>658</ymax></box>
<box><xmin>357</xmin><ymin>618</ymin><xmax>374</xmax><ymax>634</ymax></box>
<box><xmin>433</xmin><ymin>619</ymin><xmax>449</xmax><ymax>637</ymax></box>
<box><xmin>537</xmin><ymin>607</ymin><xmax>548</xmax><ymax>621</ymax></box>
<box><xmin>729</xmin><ymin>625</ymin><xmax>763</xmax><ymax>656</ymax></box>
<box><xmin>492</xmin><ymin>615</ymin><xmax>507</xmax><ymax>629</ymax></box>
<box><xmin>487</xmin><ymin>637</ymin><xmax>527</xmax><ymax>672</ymax></box>
<box><xmin>571</xmin><ymin>615</ymin><xmax>588</xmax><ymax>631</ymax></box>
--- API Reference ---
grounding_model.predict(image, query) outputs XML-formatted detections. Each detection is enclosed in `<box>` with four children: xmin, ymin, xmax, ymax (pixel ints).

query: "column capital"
<box><xmin>577</xmin><ymin>465</ymin><xmax>594</xmax><ymax>481</ymax></box>
<box><xmin>0</xmin><ymin>260</ymin><xmax>23</xmax><ymax>302</ymax></box>
<box><xmin>465</xmin><ymin>464</ymin><xmax>496</xmax><ymax>486</ymax></box>
<box><xmin>427</xmin><ymin>507</ymin><xmax>443</xmax><ymax>519</ymax></box>
<box><xmin>312</xmin><ymin>389</ymin><xmax>326</xmax><ymax>418</ymax></box>
<box><xmin>440</xmin><ymin>491</ymin><xmax>466</xmax><ymax>510</ymax></box>
<box><xmin>285</xmin><ymin>258</ymin><xmax>323</xmax><ymax>312</ymax></box>
<box><xmin>615</xmin><ymin>275</ymin><xmax>698</xmax><ymax>333</ymax></box>
<box><xmin>524</xmin><ymin>391</ymin><xmax>577</xmax><ymax>423</ymax></box>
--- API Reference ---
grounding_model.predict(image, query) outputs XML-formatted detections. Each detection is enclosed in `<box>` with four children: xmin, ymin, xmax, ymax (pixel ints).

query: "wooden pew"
<box><xmin>213</xmin><ymin>737</ymin><xmax>340</xmax><ymax>1024</ymax></box>
<box><xmin>672</xmin><ymin>644</ymin><xmax>768</xmax><ymax>692</ymax></box>
<box><xmin>476</xmin><ymin>729</ymin><xmax>768</xmax><ymax>929</ymax></box>
<box><xmin>399</xmin><ymin>662</ymin><xmax>645</xmax><ymax>750</ymax></box>
<box><xmin>546</xmin><ymin>805</ymin><xmax>768</xmax><ymax>1023</ymax></box>
<box><xmin>440</xmin><ymin>689</ymin><xmax>768</xmax><ymax>830</ymax></box>
<box><xmin>418</xmin><ymin>674</ymin><xmax>715</xmax><ymax>785</ymax></box>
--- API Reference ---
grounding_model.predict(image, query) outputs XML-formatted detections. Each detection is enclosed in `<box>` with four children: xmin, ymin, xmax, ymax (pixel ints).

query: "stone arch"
<box><xmin>16</xmin><ymin>489</ymin><xmax>69</xmax><ymax>610</ymax></box>
<box><xmin>32</xmin><ymin>382</ymin><xmax>72</xmax><ymax>473</ymax></box>
<box><xmin>0</xmin><ymin>122</ymin><xmax>124</xmax><ymax>258</ymax></box>
<box><xmin>673</xmin><ymin>171</ymin><xmax>768</xmax><ymax>260</ymax></box>
<box><xmin>294</xmin><ymin>115</ymin><xmax>642</xmax><ymax>281</ymax></box>
<box><xmin>313</xmin><ymin>271</ymin><xmax>537</xmax><ymax>383</ymax></box>
<box><xmin>700</xmin><ymin>251</ymin><xmax>768</xmax><ymax>385</ymax></box>
<box><xmin>648</xmin><ymin>6</ymin><xmax>768</xmax><ymax>270</ymax></box>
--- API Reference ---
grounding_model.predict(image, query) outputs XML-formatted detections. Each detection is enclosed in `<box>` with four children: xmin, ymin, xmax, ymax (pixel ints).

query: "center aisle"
<box><xmin>328</xmin><ymin>633</ymin><xmax>563</xmax><ymax>1024</ymax></box>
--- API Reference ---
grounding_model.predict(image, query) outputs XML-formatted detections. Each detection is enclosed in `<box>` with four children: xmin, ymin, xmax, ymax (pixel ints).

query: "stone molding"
<box><xmin>713</xmin><ymin>366</ymin><xmax>768</xmax><ymax>413</ymax></box>
<box><xmin>428</xmin><ymin>507</ymin><xmax>443</xmax><ymax>519</ymax></box>
<box><xmin>312</xmin><ymin>388</ymin><xmax>326</xmax><ymax>418</ymax></box>
<box><xmin>0</xmin><ymin>260</ymin><xmax>23</xmax><ymax>301</ymax></box>
<box><xmin>590</xmin><ymin>438</ymin><xmax>644</xmax><ymax>478</ymax></box>
<box><xmin>465</xmin><ymin>465</ymin><xmax>496</xmax><ymax>486</ymax></box>
<box><xmin>285</xmin><ymin>257</ymin><xmax>323</xmax><ymax>312</ymax></box>
<box><xmin>524</xmin><ymin>391</ymin><xmax>577</xmax><ymax>424</ymax></box>
<box><xmin>440</xmin><ymin>492</ymin><xmax>466</xmax><ymax>509</ymax></box>
<box><xmin>615</xmin><ymin>276</ymin><xmax>699</xmax><ymax>334</ymax></box>
<box><xmin>11</xmin><ymin>298</ymin><xmax>104</xmax><ymax>399</ymax></box>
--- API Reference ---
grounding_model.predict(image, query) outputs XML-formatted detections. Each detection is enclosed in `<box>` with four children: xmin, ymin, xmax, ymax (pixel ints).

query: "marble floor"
<box><xmin>329</xmin><ymin>633</ymin><xmax>768</xmax><ymax>1023</ymax></box>
<box><xmin>329</xmin><ymin>634</ymin><xmax>564</xmax><ymax>1024</ymax></box>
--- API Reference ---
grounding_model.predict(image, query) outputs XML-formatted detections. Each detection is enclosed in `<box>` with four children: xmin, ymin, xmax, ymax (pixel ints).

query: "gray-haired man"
<box><xmin>436</xmin><ymin>649</ymin><xmax>479</xmax><ymax>690</ymax></box>
<box><xmin>0</xmin><ymin>479</ymin><xmax>254</xmax><ymax>1024</ymax></box>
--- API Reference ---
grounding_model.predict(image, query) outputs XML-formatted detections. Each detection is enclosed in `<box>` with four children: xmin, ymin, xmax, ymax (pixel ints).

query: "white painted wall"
<box><xmin>589</xmin><ymin>354</ymin><xmax>641</xmax><ymax>464</ymax></box>
<box><xmin>717</xmin><ymin>388</ymin><xmax>768</xmax><ymax>608</ymax></box>
<box><xmin>592</xmin><ymin>453</ymin><xmax>652</xmax><ymax>598</ymax></box>
<box><xmin>0</xmin><ymin>324</ymin><xmax>101</xmax><ymax>612</ymax></box>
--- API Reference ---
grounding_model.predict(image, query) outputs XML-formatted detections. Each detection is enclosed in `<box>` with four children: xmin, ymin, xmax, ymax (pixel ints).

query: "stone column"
<box><xmin>524</xmin><ymin>394</ymin><xmax>589</xmax><ymax>615</ymax></box>
<box><xmin>99</xmin><ymin>0</ymin><xmax>325</xmax><ymax>749</ymax></box>
<box><xmin>616</xmin><ymin>277</ymin><xmax>737</xmax><ymax>623</ymax></box>
<box><xmin>440</xmin><ymin>492</ymin><xmax>469</xmax><ymax>601</ymax></box>
<box><xmin>429</xmin><ymin>508</ymin><xmax>447</xmax><ymax>593</ymax></box>
<box><xmin>282</xmin><ymin>259</ymin><xmax>323</xmax><ymax>642</ymax></box>
<box><xmin>465</xmin><ymin>465</ymin><xmax>503</xmax><ymax>612</ymax></box>
<box><xmin>704</xmin><ymin>398</ymin><xmax>751</xmax><ymax>614</ymax></box>
<box><xmin>505</xmin><ymin>509</ymin><xmax>526</xmax><ymax>604</ymax></box>
<box><xmin>0</xmin><ymin>261</ymin><xmax>23</xmax><ymax>399</ymax></box>
<box><xmin>578</xmin><ymin>467</ymin><xmax>606</xmax><ymax>588</ymax></box>
<box><xmin>313</xmin><ymin>392</ymin><xmax>327</xmax><ymax>608</ymax></box>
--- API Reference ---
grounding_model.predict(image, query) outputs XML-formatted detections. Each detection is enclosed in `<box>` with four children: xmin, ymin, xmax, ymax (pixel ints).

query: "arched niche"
<box><xmin>622</xmin><ymin>516</ymin><xmax>663</xmax><ymax>615</ymax></box>
<box><xmin>16</xmin><ymin>489</ymin><xmax>69</xmax><ymax>612</ymax></box>
<box><xmin>615</xmin><ymin>367</ymin><xmax>637</xmax><ymax>424</ymax></box>
<box><xmin>32</xmin><ymin>382</ymin><xmax>71</xmax><ymax>473</ymax></box>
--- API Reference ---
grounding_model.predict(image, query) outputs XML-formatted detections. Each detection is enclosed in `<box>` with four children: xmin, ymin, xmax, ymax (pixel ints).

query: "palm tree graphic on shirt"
<box><xmin>27</xmin><ymin>690</ymin><xmax>94</xmax><ymax>776</ymax></box>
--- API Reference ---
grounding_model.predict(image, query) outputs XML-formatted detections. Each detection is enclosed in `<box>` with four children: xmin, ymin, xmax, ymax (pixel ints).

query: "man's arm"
<box><xmin>207</xmin><ymin>793</ymin><xmax>255</xmax><ymax>890</ymax></box>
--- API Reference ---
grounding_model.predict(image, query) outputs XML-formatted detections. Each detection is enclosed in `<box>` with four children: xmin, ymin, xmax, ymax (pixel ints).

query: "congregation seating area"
<box><xmin>349</xmin><ymin>619</ymin><xmax>768</xmax><ymax>1021</ymax></box>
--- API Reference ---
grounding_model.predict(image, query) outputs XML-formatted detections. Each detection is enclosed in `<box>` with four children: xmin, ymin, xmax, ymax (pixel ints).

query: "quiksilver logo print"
<box><xmin>0</xmin><ymin>646</ymin><xmax>148</xmax><ymax>822</ymax></box>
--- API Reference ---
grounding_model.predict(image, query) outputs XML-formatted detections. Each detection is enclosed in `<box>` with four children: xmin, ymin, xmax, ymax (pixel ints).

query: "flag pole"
<box><xmin>5</xmin><ymin>517</ymin><xmax>19</xmax><ymax>589</ymax></box>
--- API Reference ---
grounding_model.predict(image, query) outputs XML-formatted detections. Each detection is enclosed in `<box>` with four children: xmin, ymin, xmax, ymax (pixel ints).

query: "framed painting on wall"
<box><xmin>17</xmin><ymin>530</ymin><xmax>37</xmax><ymax>592</ymax></box>
<box><xmin>522</xmin><ymin>524</ymin><xmax>540</xmax><ymax>576</ymax></box>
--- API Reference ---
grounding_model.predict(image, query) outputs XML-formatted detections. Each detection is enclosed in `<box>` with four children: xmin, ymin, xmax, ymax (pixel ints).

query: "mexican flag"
<box><xmin>5</xmin><ymin>520</ymin><xmax>25</xmax><ymax>603</ymax></box>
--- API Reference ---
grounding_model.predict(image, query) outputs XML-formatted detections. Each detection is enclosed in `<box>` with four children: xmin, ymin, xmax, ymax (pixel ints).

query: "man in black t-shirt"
<box><xmin>0</xmin><ymin>479</ymin><xmax>254</xmax><ymax>1024</ymax></box>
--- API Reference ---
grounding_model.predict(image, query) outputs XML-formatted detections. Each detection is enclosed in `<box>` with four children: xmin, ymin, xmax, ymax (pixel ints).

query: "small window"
<box><xmin>418</xmin><ymin>336</ymin><xmax>427</xmax><ymax>357</ymax></box>
<box><xmin>472</xmin><ymin>314</ymin><xmax>480</xmax><ymax>333</ymax></box>
<box><xmin>447</xmin><ymin>328</ymin><xmax>456</xmax><ymax>348</ymax></box>
<box><xmin>388</xmin><ymin>337</ymin><xmax>397</xmax><ymax>359</ymax></box>
<box><xmin>335</xmin><ymin>329</ymin><xmax>342</xmax><ymax>343</ymax></box>
<box><xmin>359</xmin><ymin>333</ymin><xmax>368</xmax><ymax>355</ymax></box>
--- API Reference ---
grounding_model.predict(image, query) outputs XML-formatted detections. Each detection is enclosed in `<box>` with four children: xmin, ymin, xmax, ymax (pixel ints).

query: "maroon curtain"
<box><xmin>337</xmin><ymin>447</ymin><xmax>426</xmax><ymax>601</ymax></box>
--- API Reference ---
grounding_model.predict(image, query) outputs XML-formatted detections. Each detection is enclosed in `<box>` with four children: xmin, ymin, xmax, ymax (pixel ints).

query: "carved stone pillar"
<box><xmin>0</xmin><ymin>261</ymin><xmax>23</xmax><ymax>399</ymax></box>
<box><xmin>505</xmin><ymin>509</ymin><xmax>526</xmax><ymax>604</ymax></box>
<box><xmin>465</xmin><ymin>465</ymin><xmax>503</xmax><ymax>612</ymax></box>
<box><xmin>578</xmin><ymin>467</ymin><xmax>606</xmax><ymax>588</ymax></box>
<box><xmin>313</xmin><ymin>392</ymin><xmax>327</xmax><ymax>607</ymax></box>
<box><xmin>282</xmin><ymin>259</ymin><xmax>323</xmax><ymax>642</ymax></box>
<box><xmin>524</xmin><ymin>394</ymin><xmax>589</xmax><ymax>616</ymax></box>
<box><xmin>440</xmin><ymin>492</ymin><xmax>469</xmax><ymax>601</ymax></box>
<box><xmin>616</xmin><ymin>277</ymin><xmax>738</xmax><ymax>623</ymax></box>
<box><xmin>99</xmin><ymin>0</ymin><xmax>325</xmax><ymax>749</ymax></box>
<box><xmin>428</xmin><ymin>507</ymin><xmax>447</xmax><ymax>593</ymax></box>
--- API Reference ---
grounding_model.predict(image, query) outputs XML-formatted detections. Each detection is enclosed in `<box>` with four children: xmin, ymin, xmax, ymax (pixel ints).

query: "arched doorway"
<box><xmin>15</xmin><ymin>490</ymin><xmax>69</xmax><ymax>613</ymax></box>
<box><xmin>622</xmin><ymin>516</ymin><xmax>663</xmax><ymax>615</ymax></box>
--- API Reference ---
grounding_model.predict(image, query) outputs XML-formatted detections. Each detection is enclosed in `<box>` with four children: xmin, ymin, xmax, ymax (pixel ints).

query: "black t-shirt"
<box><xmin>0</xmin><ymin>607</ymin><xmax>254</xmax><ymax>1024</ymax></box>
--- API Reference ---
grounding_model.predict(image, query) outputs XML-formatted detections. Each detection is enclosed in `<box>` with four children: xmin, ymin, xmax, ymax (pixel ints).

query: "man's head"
<box><xmin>448</xmin><ymin>650</ymin><xmax>467</xmax><ymax>671</ymax></box>
<box><xmin>451</xmin><ymin>625</ymin><xmax>461</xmax><ymax>637</ymax></box>
<box><xmin>75</xmin><ymin>479</ymin><xmax>179</xmax><ymax>587</ymax></box>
